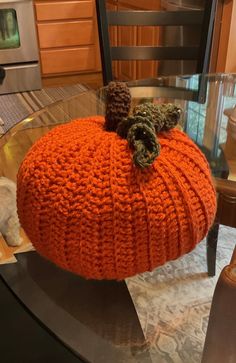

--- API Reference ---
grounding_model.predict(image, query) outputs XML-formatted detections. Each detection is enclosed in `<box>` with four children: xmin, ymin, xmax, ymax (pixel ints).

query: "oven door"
<box><xmin>0</xmin><ymin>0</ymin><xmax>39</xmax><ymax>65</ymax></box>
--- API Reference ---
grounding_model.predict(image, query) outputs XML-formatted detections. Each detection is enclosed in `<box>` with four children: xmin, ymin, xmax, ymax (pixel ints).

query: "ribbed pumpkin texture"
<box><xmin>17</xmin><ymin>116</ymin><xmax>216</xmax><ymax>280</ymax></box>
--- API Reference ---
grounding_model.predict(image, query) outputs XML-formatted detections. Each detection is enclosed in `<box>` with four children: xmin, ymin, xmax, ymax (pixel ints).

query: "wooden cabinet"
<box><xmin>106</xmin><ymin>0</ymin><xmax>161</xmax><ymax>81</ymax></box>
<box><xmin>214</xmin><ymin>0</ymin><xmax>236</xmax><ymax>73</ymax></box>
<box><xmin>34</xmin><ymin>0</ymin><xmax>101</xmax><ymax>78</ymax></box>
<box><xmin>117</xmin><ymin>3</ymin><xmax>137</xmax><ymax>81</ymax></box>
<box><xmin>106</xmin><ymin>1</ymin><xmax>118</xmax><ymax>78</ymax></box>
<box><xmin>34</xmin><ymin>0</ymin><xmax>161</xmax><ymax>81</ymax></box>
<box><xmin>35</xmin><ymin>0</ymin><xmax>94</xmax><ymax>20</ymax></box>
<box><xmin>32</xmin><ymin>0</ymin><xmax>236</xmax><ymax>85</ymax></box>
<box><xmin>136</xmin><ymin>24</ymin><xmax>159</xmax><ymax>79</ymax></box>
<box><xmin>105</xmin><ymin>1</ymin><xmax>236</xmax><ymax>81</ymax></box>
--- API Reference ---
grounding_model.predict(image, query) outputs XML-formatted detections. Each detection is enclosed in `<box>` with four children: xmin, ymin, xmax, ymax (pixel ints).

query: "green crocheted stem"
<box><xmin>133</xmin><ymin>102</ymin><xmax>182</xmax><ymax>132</ymax></box>
<box><xmin>116</xmin><ymin>112</ymin><xmax>154</xmax><ymax>139</ymax></box>
<box><xmin>104</xmin><ymin>82</ymin><xmax>182</xmax><ymax>168</ymax></box>
<box><xmin>133</xmin><ymin>103</ymin><xmax>165</xmax><ymax>132</ymax></box>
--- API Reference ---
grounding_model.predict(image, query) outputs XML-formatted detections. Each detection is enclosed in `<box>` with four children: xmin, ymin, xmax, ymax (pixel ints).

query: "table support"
<box><xmin>207</xmin><ymin>222</ymin><xmax>220</xmax><ymax>276</ymax></box>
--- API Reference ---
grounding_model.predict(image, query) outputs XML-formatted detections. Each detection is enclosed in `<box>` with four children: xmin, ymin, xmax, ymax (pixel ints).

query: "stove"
<box><xmin>0</xmin><ymin>0</ymin><xmax>41</xmax><ymax>94</ymax></box>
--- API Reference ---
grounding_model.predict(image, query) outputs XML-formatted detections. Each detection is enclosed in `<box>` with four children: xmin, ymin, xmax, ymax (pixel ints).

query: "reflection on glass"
<box><xmin>0</xmin><ymin>9</ymin><xmax>20</xmax><ymax>49</ymax></box>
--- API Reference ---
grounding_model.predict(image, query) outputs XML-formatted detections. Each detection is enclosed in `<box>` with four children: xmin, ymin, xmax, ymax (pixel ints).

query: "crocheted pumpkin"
<box><xmin>17</xmin><ymin>82</ymin><xmax>216</xmax><ymax>280</ymax></box>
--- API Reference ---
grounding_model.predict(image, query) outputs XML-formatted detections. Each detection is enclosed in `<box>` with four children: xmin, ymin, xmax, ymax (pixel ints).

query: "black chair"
<box><xmin>96</xmin><ymin>0</ymin><xmax>217</xmax><ymax>88</ymax></box>
<box><xmin>0</xmin><ymin>66</ymin><xmax>5</xmax><ymax>85</ymax></box>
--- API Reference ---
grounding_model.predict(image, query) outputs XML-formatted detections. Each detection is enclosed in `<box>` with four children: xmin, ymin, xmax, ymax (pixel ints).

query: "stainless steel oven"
<box><xmin>0</xmin><ymin>0</ymin><xmax>41</xmax><ymax>94</ymax></box>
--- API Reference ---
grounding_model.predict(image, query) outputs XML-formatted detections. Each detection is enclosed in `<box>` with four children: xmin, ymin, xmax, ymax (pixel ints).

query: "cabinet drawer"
<box><xmin>40</xmin><ymin>47</ymin><xmax>96</xmax><ymax>74</ymax></box>
<box><xmin>35</xmin><ymin>1</ymin><xmax>93</xmax><ymax>21</ymax></box>
<box><xmin>38</xmin><ymin>21</ymin><xmax>94</xmax><ymax>48</ymax></box>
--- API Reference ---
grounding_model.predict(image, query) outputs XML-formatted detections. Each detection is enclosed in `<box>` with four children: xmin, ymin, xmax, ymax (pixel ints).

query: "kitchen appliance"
<box><xmin>0</xmin><ymin>0</ymin><xmax>41</xmax><ymax>94</ymax></box>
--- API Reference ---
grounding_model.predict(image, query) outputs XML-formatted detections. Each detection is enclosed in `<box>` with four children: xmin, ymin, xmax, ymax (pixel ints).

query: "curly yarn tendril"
<box><xmin>116</xmin><ymin>110</ymin><xmax>154</xmax><ymax>138</ymax></box>
<box><xmin>117</xmin><ymin>111</ymin><xmax>160</xmax><ymax>168</ymax></box>
<box><xmin>127</xmin><ymin>122</ymin><xmax>160</xmax><ymax>168</ymax></box>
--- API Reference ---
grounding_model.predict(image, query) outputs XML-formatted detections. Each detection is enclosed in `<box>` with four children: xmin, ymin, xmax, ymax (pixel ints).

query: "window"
<box><xmin>0</xmin><ymin>9</ymin><xmax>20</xmax><ymax>49</ymax></box>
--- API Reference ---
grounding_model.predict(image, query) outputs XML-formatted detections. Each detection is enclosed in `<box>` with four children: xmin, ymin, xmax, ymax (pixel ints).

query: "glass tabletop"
<box><xmin>125</xmin><ymin>73</ymin><xmax>236</xmax><ymax>186</ymax></box>
<box><xmin>0</xmin><ymin>73</ymin><xmax>236</xmax><ymax>363</ymax></box>
<box><xmin>1</xmin><ymin>73</ymin><xmax>236</xmax><ymax>186</ymax></box>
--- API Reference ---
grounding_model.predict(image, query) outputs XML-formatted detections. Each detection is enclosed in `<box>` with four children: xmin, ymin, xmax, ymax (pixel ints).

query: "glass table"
<box><xmin>0</xmin><ymin>73</ymin><xmax>236</xmax><ymax>362</ymax></box>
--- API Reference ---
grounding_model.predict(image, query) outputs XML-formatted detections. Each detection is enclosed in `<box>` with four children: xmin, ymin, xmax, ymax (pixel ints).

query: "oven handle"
<box><xmin>1</xmin><ymin>0</ymin><xmax>32</xmax><ymax>3</ymax></box>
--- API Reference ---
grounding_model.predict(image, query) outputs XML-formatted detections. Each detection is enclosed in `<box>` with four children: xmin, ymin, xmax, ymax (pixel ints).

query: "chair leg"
<box><xmin>206</xmin><ymin>222</ymin><xmax>220</xmax><ymax>277</ymax></box>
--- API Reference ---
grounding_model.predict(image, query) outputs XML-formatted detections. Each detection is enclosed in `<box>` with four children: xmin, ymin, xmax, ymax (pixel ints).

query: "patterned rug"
<box><xmin>0</xmin><ymin>83</ymin><xmax>88</xmax><ymax>135</ymax></box>
<box><xmin>126</xmin><ymin>226</ymin><xmax>236</xmax><ymax>363</ymax></box>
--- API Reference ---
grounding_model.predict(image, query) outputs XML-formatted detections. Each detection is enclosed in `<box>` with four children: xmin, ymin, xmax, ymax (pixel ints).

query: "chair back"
<box><xmin>96</xmin><ymin>0</ymin><xmax>217</xmax><ymax>85</ymax></box>
<box><xmin>0</xmin><ymin>66</ymin><xmax>6</xmax><ymax>85</ymax></box>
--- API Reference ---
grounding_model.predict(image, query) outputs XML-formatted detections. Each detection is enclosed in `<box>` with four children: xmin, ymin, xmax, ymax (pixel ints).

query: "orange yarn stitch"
<box><xmin>17</xmin><ymin>116</ymin><xmax>216</xmax><ymax>280</ymax></box>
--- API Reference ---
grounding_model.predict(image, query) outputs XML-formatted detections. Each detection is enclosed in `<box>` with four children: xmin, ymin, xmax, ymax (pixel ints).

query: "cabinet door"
<box><xmin>35</xmin><ymin>1</ymin><xmax>93</xmax><ymax>21</ymax></box>
<box><xmin>117</xmin><ymin>3</ymin><xmax>137</xmax><ymax>81</ymax></box>
<box><xmin>116</xmin><ymin>0</ymin><xmax>161</xmax><ymax>80</ymax></box>
<box><xmin>40</xmin><ymin>47</ymin><xmax>96</xmax><ymax>74</ymax></box>
<box><xmin>38</xmin><ymin>21</ymin><xmax>94</xmax><ymax>48</ymax></box>
<box><xmin>136</xmin><ymin>26</ymin><xmax>159</xmax><ymax>79</ymax></box>
<box><xmin>105</xmin><ymin>0</ymin><xmax>161</xmax><ymax>81</ymax></box>
<box><xmin>107</xmin><ymin>1</ymin><xmax>118</xmax><ymax>79</ymax></box>
<box><xmin>35</xmin><ymin>0</ymin><xmax>101</xmax><ymax>76</ymax></box>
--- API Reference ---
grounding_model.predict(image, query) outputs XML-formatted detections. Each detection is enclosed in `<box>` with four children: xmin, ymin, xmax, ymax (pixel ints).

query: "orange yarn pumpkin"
<box><xmin>17</xmin><ymin>115</ymin><xmax>216</xmax><ymax>280</ymax></box>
